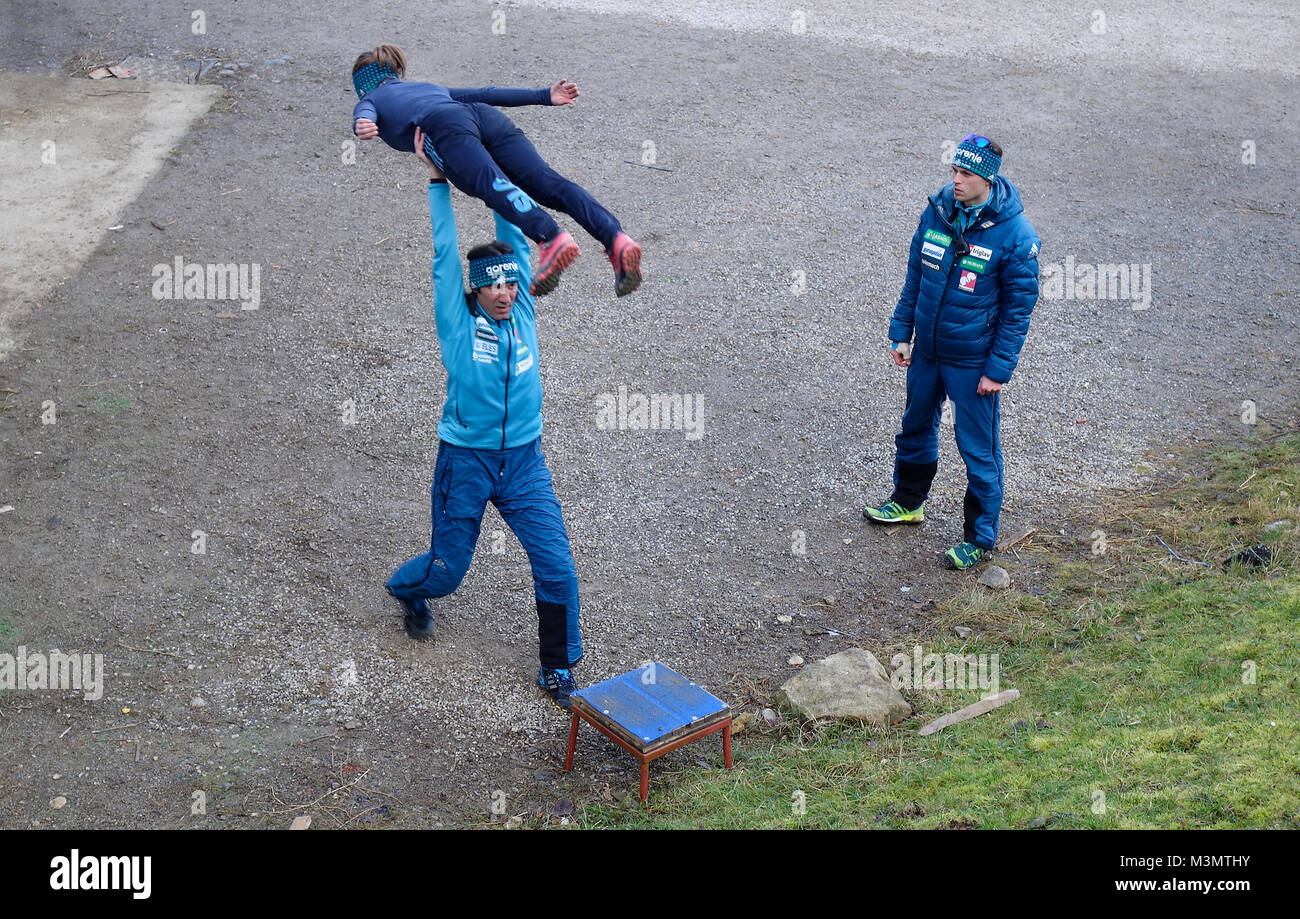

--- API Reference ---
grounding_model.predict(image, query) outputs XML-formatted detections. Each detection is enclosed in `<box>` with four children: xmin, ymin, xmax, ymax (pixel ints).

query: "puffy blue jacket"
<box><xmin>427</xmin><ymin>182</ymin><xmax>544</xmax><ymax>449</ymax></box>
<box><xmin>888</xmin><ymin>176</ymin><xmax>1040</xmax><ymax>383</ymax></box>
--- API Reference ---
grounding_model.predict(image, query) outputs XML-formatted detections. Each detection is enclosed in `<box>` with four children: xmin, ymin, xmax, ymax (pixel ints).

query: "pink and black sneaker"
<box><xmin>607</xmin><ymin>231</ymin><xmax>643</xmax><ymax>297</ymax></box>
<box><xmin>531</xmin><ymin>231</ymin><xmax>580</xmax><ymax>297</ymax></box>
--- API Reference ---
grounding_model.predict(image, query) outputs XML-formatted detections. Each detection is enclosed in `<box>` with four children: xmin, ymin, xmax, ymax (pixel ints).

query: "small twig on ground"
<box><xmin>91</xmin><ymin>721</ymin><xmax>140</xmax><ymax>734</ymax></box>
<box><xmin>623</xmin><ymin>160</ymin><xmax>675</xmax><ymax>172</ymax></box>
<box><xmin>814</xmin><ymin>624</ymin><xmax>860</xmax><ymax>640</ymax></box>
<box><xmin>1236</xmin><ymin>470</ymin><xmax>1258</xmax><ymax>491</ymax></box>
<box><xmin>995</xmin><ymin>527</ymin><xmax>1036</xmax><ymax>552</ymax></box>
<box><xmin>118</xmin><ymin>641</ymin><xmax>181</xmax><ymax>658</ymax></box>
<box><xmin>296</xmin><ymin>732</ymin><xmax>336</xmax><ymax>745</ymax></box>
<box><xmin>1153</xmin><ymin>535</ymin><xmax>1211</xmax><ymax>567</ymax></box>
<box><xmin>261</xmin><ymin>770</ymin><xmax>372</xmax><ymax>815</ymax></box>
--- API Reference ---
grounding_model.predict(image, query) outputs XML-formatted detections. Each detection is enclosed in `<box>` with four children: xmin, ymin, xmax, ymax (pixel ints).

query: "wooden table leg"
<box><xmin>640</xmin><ymin>759</ymin><xmax>650</xmax><ymax>803</ymax></box>
<box><xmin>723</xmin><ymin>719</ymin><xmax>732</xmax><ymax>769</ymax></box>
<box><xmin>564</xmin><ymin>711</ymin><xmax>580</xmax><ymax>771</ymax></box>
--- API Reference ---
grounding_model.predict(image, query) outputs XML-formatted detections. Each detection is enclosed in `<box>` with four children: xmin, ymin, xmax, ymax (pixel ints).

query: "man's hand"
<box><xmin>550</xmin><ymin>79</ymin><xmax>579</xmax><ymax>105</ymax></box>
<box><xmin>414</xmin><ymin>127</ymin><xmax>445</xmax><ymax>181</ymax></box>
<box><xmin>977</xmin><ymin>375</ymin><xmax>1003</xmax><ymax>395</ymax></box>
<box><xmin>355</xmin><ymin>117</ymin><xmax>378</xmax><ymax>140</ymax></box>
<box><xmin>890</xmin><ymin>341</ymin><xmax>912</xmax><ymax>368</ymax></box>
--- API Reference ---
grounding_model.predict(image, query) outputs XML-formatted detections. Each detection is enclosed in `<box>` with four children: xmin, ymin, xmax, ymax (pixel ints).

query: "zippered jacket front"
<box><xmin>888</xmin><ymin>176</ymin><xmax>1041</xmax><ymax>383</ymax></box>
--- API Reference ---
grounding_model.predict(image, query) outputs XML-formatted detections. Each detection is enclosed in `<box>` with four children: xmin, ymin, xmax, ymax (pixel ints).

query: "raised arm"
<box><xmin>492</xmin><ymin>210</ymin><xmax>532</xmax><ymax>310</ymax></box>
<box><xmin>415</xmin><ymin>128</ymin><xmax>468</xmax><ymax>354</ymax></box>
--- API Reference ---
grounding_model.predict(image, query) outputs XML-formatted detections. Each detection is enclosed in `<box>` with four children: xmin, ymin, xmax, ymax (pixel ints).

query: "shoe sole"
<box><xmin>531</xmin><ymin>239</ymin><xmax>580</xmax><ymax>297</ymax></box>
<box><xmin>612</xmin><ymin>240</ymin><xmax>642</xmax><ymax>297</ymax></box>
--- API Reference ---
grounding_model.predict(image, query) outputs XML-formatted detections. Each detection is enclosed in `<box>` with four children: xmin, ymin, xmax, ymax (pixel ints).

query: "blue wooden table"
<box><xmin>564</xmin><ymin>662</ymin><xmax>732</xmax><ymax>802</ymax></box>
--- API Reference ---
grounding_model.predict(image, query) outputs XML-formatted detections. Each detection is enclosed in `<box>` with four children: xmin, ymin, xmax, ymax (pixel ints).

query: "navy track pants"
<box><xmin>422</xmin><ymin>103</ymin><xmax>621</xmax><ymax>249</ymax></box>
<box><xmin>386</xmin><ymin>438</ymin><xmax>583</xmax><ymax>669</ymax></box>
<box><xmin>890</xmin><ymin>351</ymin><xmax>1004</xmax><ymax>549</ymax></box>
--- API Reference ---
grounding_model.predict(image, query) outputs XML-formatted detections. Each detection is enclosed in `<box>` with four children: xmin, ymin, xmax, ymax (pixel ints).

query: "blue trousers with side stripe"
<box><xmin>387</xmin><ymin>438</ymin><xmax>583</xmax><ymax>669</ymax></box>
<box><xmin>890</xmin><ymin>351</ymin><xmax>1004</xmax><ymax>549</ymax></box>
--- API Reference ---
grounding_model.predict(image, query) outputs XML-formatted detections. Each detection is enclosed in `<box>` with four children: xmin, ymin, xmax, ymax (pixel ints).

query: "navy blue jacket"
<box><xmin>352</xmin><ymin>78</ymin><xmax>551</xmax><ymax>154</ymax></box>
<box><xmin>889</xmin><ymin>176</ymin><xmax>1040</xmax><ymax>383</ymax></box>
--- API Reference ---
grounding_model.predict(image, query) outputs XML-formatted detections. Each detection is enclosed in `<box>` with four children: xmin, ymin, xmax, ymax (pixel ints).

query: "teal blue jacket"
<box><xmin>428</xmin><ymin>182</ymin><xmax>543</xmax><ymax>449</ymax></box>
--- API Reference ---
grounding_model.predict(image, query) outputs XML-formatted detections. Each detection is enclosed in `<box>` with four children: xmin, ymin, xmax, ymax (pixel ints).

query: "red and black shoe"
<box><xmin>607</xmin><ymin>231</ymin><xmax>643</xmax><ymax>297</ymax></box>
<box><xmin>531</xmin><ymin>231</ymin><xmax>580</xmax><ymax>297</ymax></box>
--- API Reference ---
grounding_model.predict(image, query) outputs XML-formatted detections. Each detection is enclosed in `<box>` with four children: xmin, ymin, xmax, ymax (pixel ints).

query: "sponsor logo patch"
<box><xmin>1028</xmin><ymin>241</ymin><xmax>1039</xmax><ymax>259</ymax></box>
<box><xmin>921</xmin><ymin>241</ymin><xmax>946</xmax><ymax>261</ymax></box>
<box><xmin>959</xmin><ymin>256</ymin><xmax>987</xmax><ymax>274</ymax></box>
<box><xmin>515</xmin><ymin>353</ymin><xmax>534</xmax><ymax>375</ymax></box>
<box><xmin>924</xmin><ymin>229</ymin><xmax>952</xmax><ymax>246</ymax></box>
<box><xmin>969</xmin><ymin>245</ymin><xmax>992</xmax><ymax>260</ymax></box>
<box><xmin>958</xmin><ymin>270</ymin><xmax>978</xmax><ymax>293</ymax></box>
<box><xmin>979</xmin><ymin>219</ymin><xmax>995</xmax><ymax>229</ymax></box>
<box><xmin>474</xmin><ymin>338</ymin><xmax>498</xmax><ymax>357</ymax></box>
<box><xmin>922</xmin><ymin>258</ymin><xmax>941</xmax><ymax>271</ymax></box>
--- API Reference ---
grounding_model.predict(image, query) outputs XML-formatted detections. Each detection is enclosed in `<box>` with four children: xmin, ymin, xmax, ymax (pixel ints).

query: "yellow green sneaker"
<box><xmin>863</xmin><ymin>500</ymin><xmax>925</xmax><ymax>524</ymax></box>
<box><xmin>944</xmin><ymin>542</ymin><xmax>989</xmax><ymax>570</ymax></box>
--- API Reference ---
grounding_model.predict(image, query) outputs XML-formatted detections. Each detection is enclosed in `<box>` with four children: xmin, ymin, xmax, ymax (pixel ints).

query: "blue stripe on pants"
<box><xmin>387</xmin><ymin>438</ymin><xmax>582</xmax><ymax>668</ymax></box>
<box><xmin>892</xmin><ymin>351</ymin><xmax>1004</xmax><ymax>548</ymax></box>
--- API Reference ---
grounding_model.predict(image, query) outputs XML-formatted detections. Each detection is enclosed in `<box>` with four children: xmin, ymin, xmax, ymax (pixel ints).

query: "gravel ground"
<box><xmin>0</xmin><ymin>0</ymin><xmax>1297</xmax><ymax>827</ymax></box>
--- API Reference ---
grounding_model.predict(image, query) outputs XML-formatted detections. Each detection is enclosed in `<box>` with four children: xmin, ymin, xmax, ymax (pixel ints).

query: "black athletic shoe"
<box><xmin>538</xmin><ymin>666</ymin><xmax>578</xmax><ymax>712</ymax></box>
<box><xmin>390</xmin><ymin>591</ymin><xmax>434</xmax><ymax>640</ymax></box>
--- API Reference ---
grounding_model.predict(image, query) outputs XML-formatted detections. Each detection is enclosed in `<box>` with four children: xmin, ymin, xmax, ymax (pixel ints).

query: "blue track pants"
<box><xmin>890</xmin><ymin>351</ymin><xmax>1004</xmax><ymax>549</ymax></box>
<box><xmin>387</xmin><ymin>438</ymin><xmax>583</xmax><ymax>669</ymax></box>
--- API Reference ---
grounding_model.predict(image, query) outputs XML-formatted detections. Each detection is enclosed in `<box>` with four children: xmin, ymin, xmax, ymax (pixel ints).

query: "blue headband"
<box><xmin>468</xmin><ymin>252</ymin><xmax>521</xmax><ymax>289</ymax></box>
<box><xmin>353</xmin><ymin>62</ymin><xmax>397</xmax><ymax>99</ymax></box>
<box><xmin>952</xmin><ymin>135</ymin><xmax>1001</xmax><ymax>182</ymax></box>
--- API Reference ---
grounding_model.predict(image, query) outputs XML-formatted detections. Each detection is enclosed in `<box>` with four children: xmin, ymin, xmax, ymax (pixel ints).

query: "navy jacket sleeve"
<box><xmin>447</xmin><ymin>86</ymin><xmax>551</xmax><ymax>107</ymax></box>
<box><xmin>983</xmin><ymin>233</ymin><xmax>1040</xmax><ymax>383</ymax></box>
<box><xmin>888</xmin><ymin>217</ymin><xmax>926</xmax><ymax>343</ymax></box>
<box><xmin>352</xmin><ymin>97</ymin><xmax>377</xmax><ymax>131</ymax></box>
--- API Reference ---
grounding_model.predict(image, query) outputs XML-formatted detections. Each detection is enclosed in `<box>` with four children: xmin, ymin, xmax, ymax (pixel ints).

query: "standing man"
<box><xmin>864</xmin><ymin>135</ymin><xmax>1041</xmax><ymax>570</ymax></box>
<box><xmin>386</xmin><ymin>126</ymin><xmax>583</xmax><ymax>712</ymax></box>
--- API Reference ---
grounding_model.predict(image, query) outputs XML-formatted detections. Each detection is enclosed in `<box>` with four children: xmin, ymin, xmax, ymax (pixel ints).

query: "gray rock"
<box><xmin>775</xmin><ymin>648</ymin><xmax>911</xmax><ymax>725</ymax></box>
<box><xmin>761</xmin><ymin>707</ymin><xmax>779</xmax><ymax>726</ymax></box>
<box><xmin>954</xmin><ymin>626</ymin><xmax>972</xmax><ymax>639</ymax></box>
<box><xmin>977</xmin><ymin>565</ymin><xmax>1011</xmax><ymax>589</ymax></box>
<box><xmin>1264</xmin><ymin>519</ymin><xmax>1293</xmax><ymax>532</ymax></box>
<box><xmin>189</xmin><ymin>696</ymin><xmax>206</xmax><ymax>709</ymax></box>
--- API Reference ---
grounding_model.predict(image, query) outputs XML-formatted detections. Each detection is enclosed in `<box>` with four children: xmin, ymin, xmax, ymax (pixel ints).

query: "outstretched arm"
<box><xmin>448</xmin><ymin>80</ymin><xmax>578</xmax><ymax>107</ymax></box>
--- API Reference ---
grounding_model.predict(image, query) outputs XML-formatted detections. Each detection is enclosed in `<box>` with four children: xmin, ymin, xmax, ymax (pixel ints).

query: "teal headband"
<box><xmin>353</xmin><ymin>62</ymin><xmax>397</xmax><ymax>99</ymax></box>
<box><xmin>468</xmin><ymin>252</ymin><xmax>520</xmax><ymax>289</ymax></box>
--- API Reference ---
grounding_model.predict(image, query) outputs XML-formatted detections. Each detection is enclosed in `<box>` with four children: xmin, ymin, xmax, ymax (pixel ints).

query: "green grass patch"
<box><xmin>579</xmin><ymin>434</ymin><xmax>1300</xmax><ymax>829</ymax></box>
